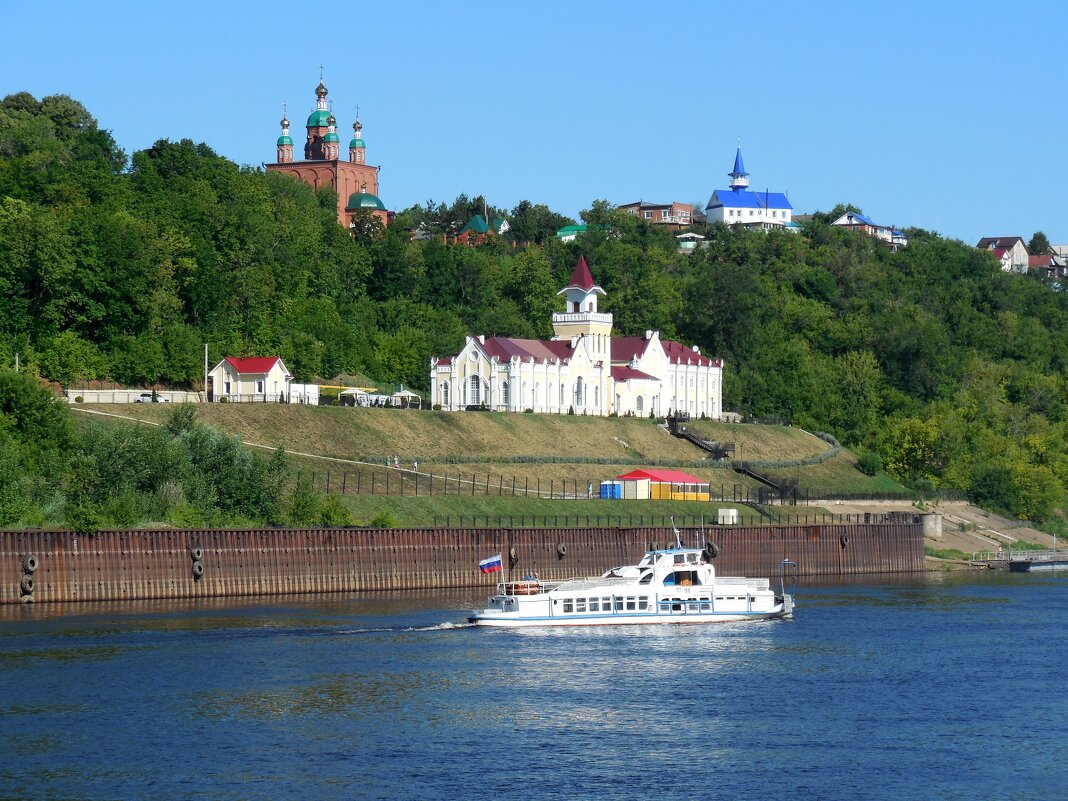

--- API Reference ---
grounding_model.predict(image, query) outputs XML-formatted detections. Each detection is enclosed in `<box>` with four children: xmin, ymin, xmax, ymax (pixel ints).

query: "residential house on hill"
<box><xmin>976</xmin><ymin>236</ymin><xmax>1028</xmax><ymax>273</ymax></box>
<box><xmin>430</xmin><ymin>257</ymin><xmax>724</xmax><ymax>418</ymax></box>
<box><xmin>618</xmin><ymin>201</ymin><xmax>693</xmax><ymax>230</ymax></box>
<box><xmin>556</xmin><ymin>224</ymin><xmax>586</xmax><ymax>242</ymax></box>
<box><xmin>1028</xmin><ymin>254</ymin><xmax>1068</xmax><ymax>281</ymax></box>
<box><xmin>208</xmin><ymin>357</ymin><xmax>293</xmax><ymax>403</ymax></box>
<box><xmin>455</xmin><ymin>214</ymin><xmax>509</xmax><ymax>245</ymax></box>
<box><xmin>832</xmin><ymin>212</ymin><xmax>908</xmax><ymax>250</ymax></box>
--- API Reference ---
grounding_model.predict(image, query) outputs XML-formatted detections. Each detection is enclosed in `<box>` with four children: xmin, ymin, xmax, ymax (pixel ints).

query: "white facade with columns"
<box><xmin>430</xmin><ymin>258</ymin><xmax>723</xmax><ymax>418</ymax></box>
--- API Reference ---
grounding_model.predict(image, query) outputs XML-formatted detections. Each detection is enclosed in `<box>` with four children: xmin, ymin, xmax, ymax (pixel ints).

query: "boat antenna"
<box><xmin>670</xmin><ymin>516</ymin><xmax>683</xmax><ymax>549</ymax></box>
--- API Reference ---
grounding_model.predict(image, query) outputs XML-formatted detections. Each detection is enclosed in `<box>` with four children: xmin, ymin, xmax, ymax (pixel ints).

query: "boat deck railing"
<box><xmin>551</xmin><ymin>576</ymin><xmax>637</xmax><ymax>593</ymax></box>
<box><xmin>715</xmin><ymin>577</ymin><xmax>771</xmax><ymax>590</ymax></box>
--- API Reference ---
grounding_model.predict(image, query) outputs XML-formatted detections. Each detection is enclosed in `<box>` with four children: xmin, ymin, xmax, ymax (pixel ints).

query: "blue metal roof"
<box><xmin>730</xmin><ymin>147</ymin><xmax>748</xmax><ymax>177</ymax></box>
<box><xmin>706</xmin><ymin>188</ymin><xmax>792</xmax><ymax>211</ymax></box>
<box><xmin>841</xmin><ymin>212</ymin><xmax>875</xmax><ymax>226</ymax></box>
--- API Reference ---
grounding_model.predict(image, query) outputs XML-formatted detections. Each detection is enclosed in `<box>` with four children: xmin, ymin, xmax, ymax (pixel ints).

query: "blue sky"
<box><xmin>3</xmin><ymin>1</ymin><xmax>1065</xmax><ymax>245</ymax></box>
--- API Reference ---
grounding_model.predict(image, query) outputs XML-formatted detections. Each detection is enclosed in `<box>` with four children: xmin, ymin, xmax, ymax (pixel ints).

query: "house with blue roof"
<box><xmin>833</xmin><ymin>211</ymin><xmax>908</xmax><ymax>251</ymax></box>
<box><xmin>704</xmin><ymin>148</ymin><xmax>794</xmax><ymax>230</ymax></box>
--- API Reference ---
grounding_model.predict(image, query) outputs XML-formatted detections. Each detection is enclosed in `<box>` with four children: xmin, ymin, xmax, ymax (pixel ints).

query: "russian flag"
<box><xmin>479</xmin><ymin>553</ymin><xmax>503</xmax><ymax>574</ymax></box>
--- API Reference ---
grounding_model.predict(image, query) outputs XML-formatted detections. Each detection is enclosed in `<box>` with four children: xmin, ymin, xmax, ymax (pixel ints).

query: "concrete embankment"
<box><xmin>1</xmin><ymin>519</ymin><xmax>928</xmax><ymax>604</ymax></box>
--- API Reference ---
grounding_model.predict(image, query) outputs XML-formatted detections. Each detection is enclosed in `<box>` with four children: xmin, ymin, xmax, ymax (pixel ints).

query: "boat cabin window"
<box><xmin>673</xmin><ymin>554</ymin><xmax>686</xmax><ymax>565</ymax></box>
<box><xmin>666</xmin><ymin>570</ymin><xmax>700</xmax><ymax>586</ymax></box>
<box><xmin>589</xmin><ymin>598</ymin><xmax>599</xmax><ymax>612</ymax></box>
<box><xmin>563</xmin><ymin>600</ymin><xmax>573</xmax><ymax>613</ymax></box>
<box><xmin>639</xmin><ymin>571</ymin><xmax>653</xmax><ymax>584</ymax></box>
<box><xmin>575</xmin><ymin>598</ymin><xmax>587</xmax><ymax>613</ymax></box>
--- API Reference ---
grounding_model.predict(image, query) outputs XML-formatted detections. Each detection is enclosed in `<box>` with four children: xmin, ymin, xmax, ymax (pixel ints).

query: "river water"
<box><xmin>0</xmin><ymin>571</ymin><xmax>1065</xmax><ymax>801</ymax></box>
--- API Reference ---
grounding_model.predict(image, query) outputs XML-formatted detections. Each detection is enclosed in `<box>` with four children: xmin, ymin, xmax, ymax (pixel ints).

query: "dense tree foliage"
<box><xmin>0</xmin><ymin>370</ymin><xmax>342</xmax><ymax>529</ymax></box>
<box><xmin>1</xmin><ymin>93</ymin><xmax>1066</xmax><ymax>521</ymax></box>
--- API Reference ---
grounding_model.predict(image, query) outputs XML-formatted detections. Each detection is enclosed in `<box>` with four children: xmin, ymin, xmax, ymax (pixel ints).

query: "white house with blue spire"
<box><xmin>705</xmin><ymin>148</ymin><xmax>793</xmax><ymax>230</ymax></box>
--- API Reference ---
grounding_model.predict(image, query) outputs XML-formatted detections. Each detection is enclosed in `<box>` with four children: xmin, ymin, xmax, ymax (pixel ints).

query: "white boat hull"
<box><xmin>470</xmin><ymin>598</ymin><xmax>793</xmax><ymax>627</ymax></box>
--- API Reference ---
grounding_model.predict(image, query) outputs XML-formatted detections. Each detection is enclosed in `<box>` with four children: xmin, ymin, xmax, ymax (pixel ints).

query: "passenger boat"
<box><xmin>469</xmin><ymin>544</ymin><xmax>797</xmax><ymax>628</ymax></box>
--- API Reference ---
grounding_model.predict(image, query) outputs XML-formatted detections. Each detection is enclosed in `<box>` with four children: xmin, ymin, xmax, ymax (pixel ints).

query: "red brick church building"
<box><xmin>266</xmin><ymin>78</ymin><xmax>390</xmax><ymax>228</ymax></box>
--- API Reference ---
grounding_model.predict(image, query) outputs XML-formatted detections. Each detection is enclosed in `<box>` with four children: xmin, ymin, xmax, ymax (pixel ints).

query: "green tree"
<box><xmin>1028</xmin><ymin>231</ymin><xmax>1051</xmax><ymax>255</ymax></box>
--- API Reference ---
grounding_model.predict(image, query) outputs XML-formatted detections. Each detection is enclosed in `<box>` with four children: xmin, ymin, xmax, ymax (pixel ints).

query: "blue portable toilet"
<box><xmin>600</xmin><ymin>481</ymin><xmax>622</xmax><ymax>499</ymax></box>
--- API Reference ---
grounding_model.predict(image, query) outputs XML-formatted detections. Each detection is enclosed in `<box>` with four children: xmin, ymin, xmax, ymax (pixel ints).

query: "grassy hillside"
<box><xmin>82</xmin><ymin>404</ymin><xmax>903</xmax><ymax>497</ymax></box>
<box><xmin>95</xmin><ymin>405</ymin><xmax>716</xmax><ymax>462</ymax></box>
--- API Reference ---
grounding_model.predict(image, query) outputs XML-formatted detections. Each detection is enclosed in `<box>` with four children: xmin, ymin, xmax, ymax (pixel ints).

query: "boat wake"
<box><xmin>335</xmin><ymin>621</ymin><xmax>477</xmax><ymax>634</ymax></box>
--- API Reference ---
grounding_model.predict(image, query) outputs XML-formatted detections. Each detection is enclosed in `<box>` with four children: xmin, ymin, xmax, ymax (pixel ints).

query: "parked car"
<box><xmin>135</xmin><ymin>392</ymin><xmax>171</xmax><ymax>403</ymax></box>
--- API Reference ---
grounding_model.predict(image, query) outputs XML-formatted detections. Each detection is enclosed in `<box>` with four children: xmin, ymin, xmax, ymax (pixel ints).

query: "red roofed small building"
<box><xmin>207</xmin><ymin>357</ymin><xmax>293</xmax><ymax>403</ymax></box>
<box><xmin>617</xmin><ymin>468</ymin><xmax>710</xmax><ymax>501</ymax></box>
<box><xmin>430</xmin><ymin>257</ymin><xmax>724</xmax><ymax>418</ymax></box>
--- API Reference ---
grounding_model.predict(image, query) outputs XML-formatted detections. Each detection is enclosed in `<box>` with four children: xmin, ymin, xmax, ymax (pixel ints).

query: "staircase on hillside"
<box><xmin>666</xmin><ymin>413</ymin><xmax>736</xmax><ymax>460</ymax></box>
<box><xmin>666</xmin><ymin>413</ymin><xmax>797</xmax><ymax>505</ymax></box>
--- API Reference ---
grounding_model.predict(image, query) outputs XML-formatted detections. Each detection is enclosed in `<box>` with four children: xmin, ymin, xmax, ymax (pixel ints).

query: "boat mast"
<box><xmin>670</xmin><ymin>516</ymin><xmax>683</xmax><ymax>549</ymax></box>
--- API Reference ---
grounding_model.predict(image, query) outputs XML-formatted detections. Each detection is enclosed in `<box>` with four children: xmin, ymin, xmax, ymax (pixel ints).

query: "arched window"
<box><xmin>469</xmin><ymin>374</ymin><xmax>481</xmax><ymax>406</ymax></box>
<box><xmin>615</xmin><ymin>394</ymin><xmax>622</xmax><ymax>414</ymax></box>
<box><xmin>548</xmin><ymin>383</ymin><xmax>554</xmax><ymax>408</ymax></box>
<box><xmin>440</xmin><ymin>382</ymin><xmax>450</xmax><ymax>407</ymax></box>
<box><xmin>534</xmin><ymin>382</ymin><xmax>540</xmax><ymax>407</ymax></box>
<box><xmin>560</xmin><ymin>383</ymin><xmax>565</xmax><ymax>407</ymax></box>
<box><xmin>522</xmin><ymin>381</ymin><xmax>528</xmax><ymax>406</ymax></box>
<box><xmin>594</xmin><ymin>385</ymin><xmax>600</xmax><ymax>408</ymax></box>
<box><xmin>501</xmin><ymin>379</ymin><xmax>510</xmax><ymax>407</ymax></box>
<box><xmin>574</xmin><ymin>376</ymin><xmax>584</xmax><ymax>407</ymax></box>
<box><xmin>636</xmin><ymin>396</ymin><xmax>644</xmax><ymax>414</ymax></box>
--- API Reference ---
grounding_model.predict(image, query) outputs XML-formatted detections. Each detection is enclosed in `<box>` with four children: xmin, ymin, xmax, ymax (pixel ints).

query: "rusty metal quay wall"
<box><xmin>1</xmin><ymin>521</ymin><xmax>925</xmax><ymax>605</ymax></box>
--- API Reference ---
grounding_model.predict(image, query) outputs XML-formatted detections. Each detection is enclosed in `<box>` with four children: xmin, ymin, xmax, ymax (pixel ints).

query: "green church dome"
<box><xmin>346</xmin><ymin>192</ymin><xmax>386</xmax><ymax>211</ymax></box>
<box><xmin>277</xmin><ymin>135</ymin><xmax>294</xmax><ymax>146</ymax></box>
<box><xmin>324</xmin><ymin>132</ymin><xmax>340</xmax><ymax>143</ymax></box>
<box><xmin>306</xmin><ymin>109</ymin><xmax>330</xmax><ymax>127</ymax></box>
<box><xmin>349</xmin><ymin>138</ymin><xmax>365</xmax><ymax>149</ymax></box>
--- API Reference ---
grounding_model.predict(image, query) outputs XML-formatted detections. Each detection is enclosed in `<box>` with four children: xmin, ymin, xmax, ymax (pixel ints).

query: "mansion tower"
<box><xmin>266</xmin><ymin>78</ymin><xmax>389</xmax><ymax>228</ymax></box>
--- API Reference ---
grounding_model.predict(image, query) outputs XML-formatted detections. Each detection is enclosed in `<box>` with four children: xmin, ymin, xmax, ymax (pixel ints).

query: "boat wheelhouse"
<box><xmin>469</xmin><ymin>545</ymin><xmax>796</xmax><ymax>628</ymax></box>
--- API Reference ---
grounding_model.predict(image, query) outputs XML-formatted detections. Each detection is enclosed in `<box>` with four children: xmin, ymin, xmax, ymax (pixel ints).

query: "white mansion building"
<box><xmin>430</xmin><ymin>257</ymin><xmax>724</xmax><ymax>418</ymax></box>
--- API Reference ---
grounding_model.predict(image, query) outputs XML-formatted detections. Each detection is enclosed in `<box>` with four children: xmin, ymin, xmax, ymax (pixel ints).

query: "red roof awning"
<box><xmin>617</xmin><ymin>468</ymin><xmax>707</xmax><ymax>484</ymax></box>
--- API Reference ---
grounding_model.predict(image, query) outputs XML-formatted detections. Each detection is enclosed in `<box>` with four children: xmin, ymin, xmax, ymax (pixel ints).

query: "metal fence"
<box><xmin>430</xmin><ymin>511</ymin><xmax>924</xmax><ymax>529</ymax></box>
<box><xmin>296</xmin><ymin>467</ymin><xmax>964</xmax><ymax>505</ymax></box>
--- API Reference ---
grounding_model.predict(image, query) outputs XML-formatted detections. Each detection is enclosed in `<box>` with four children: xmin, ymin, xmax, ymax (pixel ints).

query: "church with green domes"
<box><xmin>266</xmin><ymin>77</ymin><xmax>389</xmax><ymax>229</ymax></box>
